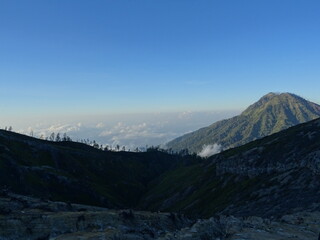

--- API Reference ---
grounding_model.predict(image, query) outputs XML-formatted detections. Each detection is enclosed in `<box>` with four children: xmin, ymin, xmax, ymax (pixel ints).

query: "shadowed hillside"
<box><xmin>1</xmin><ymin>117</ymin><xmax>320</xmax><ymax>220</ymax></box>
<box><xmin>142</xmin><ymin>117</ymin><xmax>320</xmax><ymax>218</ymax></box>
<box><xmin>0</xmin><ymin>129</ymin><xmax>185</xmax><ymax>209</ymax></box>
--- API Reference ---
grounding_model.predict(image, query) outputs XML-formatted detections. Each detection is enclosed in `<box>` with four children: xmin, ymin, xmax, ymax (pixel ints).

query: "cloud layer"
<box><xmin>14</xmin><ymin>111</ymin><xmax>239</xmax><ymax>150</ymax></box>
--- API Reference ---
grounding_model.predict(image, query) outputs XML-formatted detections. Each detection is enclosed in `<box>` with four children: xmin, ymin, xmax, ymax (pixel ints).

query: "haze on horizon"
<box><xmin>1</xmin><ymin>1</ymin><xmax>320</xmax><ymax>147</ymax></box>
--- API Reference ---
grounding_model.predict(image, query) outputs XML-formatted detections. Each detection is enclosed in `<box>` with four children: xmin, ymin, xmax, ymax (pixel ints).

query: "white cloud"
<box><xmin>95</xmin><ymin>122</ymin><xmax>105</xmax><ymax>128</ymax></box>
<box><xmin>98</xmin><ymin>121</ymin><xmax>171</xmax><ymax>149</ymax></box>
<box><xmin>198</xmin><ymin>144</ymin><xmax>222</xmax><ymax>158</ymax></box>
<box><xmin>13</xmin><ymin>111</ymin><xmax>239</xmax><ymax>150</ymax></box>
<box><xmin>178</xmin><ymin>111</ymin><xmax>193</xmax><ymax>119</ymax></box>
<box><xmin>46</xmin><ymin>124</ymin><xmax>82</xmax><ymax>133</ymax></box>
<box><xmin>99</xmin><ymin>130</ymin><xmax>113</xmax><ymax>136</ymax></box>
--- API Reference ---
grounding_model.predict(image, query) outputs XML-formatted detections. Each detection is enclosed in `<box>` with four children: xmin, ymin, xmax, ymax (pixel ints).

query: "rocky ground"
<box><xmin>0</xmin><ymin>193</ymin><xmax>319</xmax><ymax>240</ymax></box>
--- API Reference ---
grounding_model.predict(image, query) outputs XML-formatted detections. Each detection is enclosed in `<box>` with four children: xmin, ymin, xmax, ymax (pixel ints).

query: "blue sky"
<box><xmin>1</xmin><ymin>0</ymin><xmax>320</xmax><ymax>119</ymax></box>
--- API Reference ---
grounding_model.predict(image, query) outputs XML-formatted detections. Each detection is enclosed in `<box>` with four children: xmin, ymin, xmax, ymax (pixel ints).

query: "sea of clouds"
<box><xmin>12</xmin><ymin>111</ymin><xmax>239</xmax><ymax>150</ymax></box>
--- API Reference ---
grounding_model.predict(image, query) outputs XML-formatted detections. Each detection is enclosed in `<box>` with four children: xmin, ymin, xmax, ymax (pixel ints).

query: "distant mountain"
<box><xmin>142</xmin><ymin>117</ymin><xmax>320</xmax><ymax>218</ymax></box>
<box><xmin>166</xmin><ymin>92</ymin><xmax>320</xmax><ymax>154</ymax></box>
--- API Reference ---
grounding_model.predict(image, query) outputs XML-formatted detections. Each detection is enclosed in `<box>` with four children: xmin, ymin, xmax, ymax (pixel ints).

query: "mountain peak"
<box><xmin>167</xmin><ymin>93</ymin><xmax>320</xmax><ymax>153</ymax></box>
<box><xmin>242</xmin><ymin>92</ymin><xmax>315</xmax><ymax>116</ymax></box>
<box><xmin>263</xmin><ymin>91</ymin><xmax>280</xmax><ymax>97</ymax></box>
<box><xmin>259</xmin><ymin>92</ymin><xmax>300</xmax><ymax>100</ymax></box>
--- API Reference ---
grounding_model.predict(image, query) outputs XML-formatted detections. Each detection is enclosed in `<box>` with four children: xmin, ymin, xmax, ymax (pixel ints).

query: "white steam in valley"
<box><xmin>198</xmin><ymin>144</ymin><xmax>222</xmax><ymax>158</ymax></box>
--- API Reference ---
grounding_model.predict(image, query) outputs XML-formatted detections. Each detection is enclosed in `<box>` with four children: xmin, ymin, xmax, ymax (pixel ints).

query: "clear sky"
<box><xmin>1</xmin><ymin>0</ymin><xmax>320</xmax><ymax>119</ymax></box>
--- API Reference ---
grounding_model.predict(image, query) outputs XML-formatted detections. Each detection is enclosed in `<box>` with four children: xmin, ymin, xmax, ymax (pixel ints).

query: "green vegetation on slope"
<box><xmin>166</xmin><ymin>92</ymin><xmax>320</xmax><ymax>153</ymax></box>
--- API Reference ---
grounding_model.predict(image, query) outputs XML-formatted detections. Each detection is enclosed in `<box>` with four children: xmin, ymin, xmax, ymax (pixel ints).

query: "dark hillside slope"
<box><xmin>2</xmin><ymin>117</ymin><xmax>320</xmax><ymax>219</ymax></box>
<box><xmin>142</xmin><ymin>118</ymin><xmax>320</xmax><ymax>218</ymax></box>
<box><xmin>167</xmin><ymin>92</ymin><xmax>320</xmax><ymax>153</ymax></box>
<box><xmin>0</xmin><ymin>130</ymin><xmax>181</xmax><ymax>208</ymax></box>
